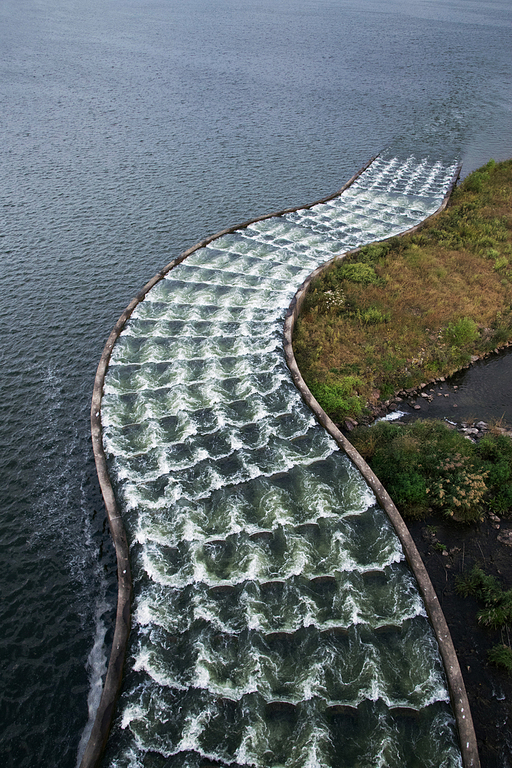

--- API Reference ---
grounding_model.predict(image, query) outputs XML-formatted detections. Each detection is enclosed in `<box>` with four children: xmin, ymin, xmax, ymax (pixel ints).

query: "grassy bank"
<box><xmin>293</xmin><ymin>159</ymin><xmax>512</xmax><ymax>423</ymax></box>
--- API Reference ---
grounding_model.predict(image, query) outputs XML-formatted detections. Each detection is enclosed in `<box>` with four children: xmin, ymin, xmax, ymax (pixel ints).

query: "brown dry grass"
<box><xmin>293</xmin><ymin>159</ymin><xmax>512</xmax><ymax>421</ymax></box>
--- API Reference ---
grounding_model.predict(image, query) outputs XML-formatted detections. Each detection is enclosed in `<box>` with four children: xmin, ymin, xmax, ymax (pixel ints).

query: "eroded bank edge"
<box><xmin>282</xmin><ymin>163</ymin><xmax>480</xmax><ymax>768</ymax></box>
<box><xmin>82</xmin><ymin>156</ymin><xmax>376</xmax><ymax>768</ymax></box>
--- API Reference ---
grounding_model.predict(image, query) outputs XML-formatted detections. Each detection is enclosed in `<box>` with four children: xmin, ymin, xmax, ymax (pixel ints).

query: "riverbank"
<box><xmin>293</xmin><ymin>159</ymin><xmax>512</xmax><ymax>426</ymax></box>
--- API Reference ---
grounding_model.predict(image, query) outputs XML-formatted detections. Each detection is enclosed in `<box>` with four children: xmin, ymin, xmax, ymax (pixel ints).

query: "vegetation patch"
<box><xmin>293</xmin><ymin>159</ymin><xmax>512</xmax><ymax>421</ymax></box>
<box><xmin>456</xmin><ymin>565</ymin><xmax>512</xmax><ymax>674</ymax></box>
<box><xmin>351</xmin><ymin>420</ymin><xmax>512</xmax><ymax>522</ymax></box>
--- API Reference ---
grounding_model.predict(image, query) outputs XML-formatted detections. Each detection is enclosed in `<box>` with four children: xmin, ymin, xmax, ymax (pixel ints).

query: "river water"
<box><xmin>1</xmin><ymin>1</ymin><xmax>511</xmax><ymax>767</ymax></box>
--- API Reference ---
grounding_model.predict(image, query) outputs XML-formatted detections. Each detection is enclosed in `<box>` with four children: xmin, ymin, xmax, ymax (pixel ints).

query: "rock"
<box><xmin>476</xmin><ymin>421</ymin><xmax>488</xmax><ymax>430</ymax></box>
<box><xmin>344</xmin><ymin>418</ymin><xmax>358</xmax><ymax>431</ymax></box>
<box><xmin>412</xmin><ymin>404</ymin><xmax>421</xmax><ymax>410</ymax></box>
<box><xmin>497</xmin><ymin>529</ymin><xmax>512</xmax><ymax>547</ymax></box>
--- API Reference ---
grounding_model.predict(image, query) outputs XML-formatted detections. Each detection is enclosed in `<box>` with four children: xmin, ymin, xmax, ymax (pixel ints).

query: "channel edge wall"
<box><xmin>83</xmin><ymin>155</ymin><xmax>479</xmax><ymax>768</ymax></box>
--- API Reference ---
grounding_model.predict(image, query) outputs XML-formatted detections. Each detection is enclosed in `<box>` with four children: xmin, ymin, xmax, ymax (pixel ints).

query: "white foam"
<box><xmin>101</xmin><ymin>155</ymin><xmax>462</xmax><ymax>766</ymax></box>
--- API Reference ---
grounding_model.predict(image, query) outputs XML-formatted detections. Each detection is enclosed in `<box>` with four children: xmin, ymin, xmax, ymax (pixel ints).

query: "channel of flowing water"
<box><xmin>100</xmin><ymin>154</ymin><xmax>463</xmax><ymax>767</ymax></box>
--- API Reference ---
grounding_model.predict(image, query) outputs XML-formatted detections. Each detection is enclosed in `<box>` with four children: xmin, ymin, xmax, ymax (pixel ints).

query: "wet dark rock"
<box><xmin>294</xmin><ymin>522</ymin><xmax>320</xmax><ymax>534</ymax></box>
<box><xmin>265</xmin><ymin>631</ymin><xmax>295</xmax><ymax>641</ymax></box>
<box><xmin>497</xmin><ymin>529</ymin><xmax>512</xmax><ymax>547</ymax></box>
<box><xmin>208</xmin><ymin>584</ymin><xmax>237</xmax><ymax>595</ymax></box>
<box><xmin>309</xmin><ymin>575</ymin><xmax>337</xmax><ymax>586</ymax></box>
<box><xmin>390</xmin><ymin>706</ymin><xmax>421</xmax><ymax>719</ymax></box>
<box><xmin>249</xmin><ymin>530</ymin><xmax>274</xmax><ymax>541</ymax></box>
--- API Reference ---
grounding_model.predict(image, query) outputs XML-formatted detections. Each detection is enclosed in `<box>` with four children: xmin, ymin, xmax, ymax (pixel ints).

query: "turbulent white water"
<box><xmin>101</xmin><ymin>155</ymin><xmax>463</xmax><ymax>767</ymax></box>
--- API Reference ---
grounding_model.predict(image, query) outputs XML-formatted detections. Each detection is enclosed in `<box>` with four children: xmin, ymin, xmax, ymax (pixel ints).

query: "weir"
<box><xmin>87</xmin><ymin>154</ymin><xmax>479</xmax><ymax>767</ymax></box>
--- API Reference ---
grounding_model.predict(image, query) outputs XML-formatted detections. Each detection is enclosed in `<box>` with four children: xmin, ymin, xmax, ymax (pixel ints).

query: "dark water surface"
<box><xmin>394</xmin><ymin>349</ymin><xmax>512</xmax><ymax>425</ymax></box>
<box><xmin>0</xmin><ymin>1</ymin><xmax>511</xmax><ymax>766</ymax></box>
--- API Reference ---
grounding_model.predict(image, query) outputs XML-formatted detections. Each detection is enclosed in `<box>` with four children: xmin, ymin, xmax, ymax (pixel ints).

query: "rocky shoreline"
<box><xmin>342</xmin><ymin>342</ymin><xmax>512</xmax><ymax>433</ymax></box>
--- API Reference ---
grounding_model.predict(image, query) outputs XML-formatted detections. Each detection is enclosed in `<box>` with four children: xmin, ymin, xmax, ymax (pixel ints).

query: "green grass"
<box><xmin>488</xmin><ymin>644</ymin><xmax>512</xmax><ymax>673</ymax></box>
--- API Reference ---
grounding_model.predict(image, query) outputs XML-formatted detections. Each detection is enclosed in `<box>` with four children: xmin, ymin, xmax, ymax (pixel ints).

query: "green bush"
<box><xmin>351</xmin><ymin>420</ymin><xmax>503</xmax><ymax>521</ymax></box>
<box><xmin>356</xmin><ymin>241</ymin><xmax>394</xmax><ymax>264</ymax></box>
<box><xmin>456</xmin><ymin>564</ymin><xmax>512</xmax><ymax>675</ymax></box>
<box><xmin>478</xmin><ymin>435</ymin><xmax>512</xmax><ymax>514</ymax></box>
<box><xmin>337</xmin><ymin>262</ymin><xmax>380</xmax><ymax>286</ymax></box>
<box><xmin>309</xmin><ymin>376</ymin><xmax>363</xmax><ymax>422</ymax></box>
<box><xmin>360</xmin><ymin>306</ymin><xmax>391</xmax><ymax>325</ymax></box>
<box><xmin>426</xmin><ymin>454</ymin><xmax>488</xmax><ymax>522</ymax></box>
<box><xmin>462</xmin><ymin>160</ymin><xmax>496</xmax><ymax>194</ymax></box>
<box><xmin>443</xmin><ymin>317</ymin><xmax>479</xmax><ymax>347</ymax></box>
<box><xmin>456</xmin><ymin>565</ymin><xmax>512</xmax><ymax>629</ymax></box>
<box><xmin>494</xmin><ymin>256</ymin><xmax>509</xmax><ymax>272</ymax></box>
<box><xmin>488</xmin><ymin>644</ymin><xmax>512</xmax><ymax>673</ymax></box>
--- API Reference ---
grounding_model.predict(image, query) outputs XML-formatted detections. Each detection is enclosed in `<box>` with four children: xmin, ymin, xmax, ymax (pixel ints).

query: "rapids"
<box><xmin>100</xmin><ymin>154</ymin><xmax>463</xmax><ymax>767</ymax></box>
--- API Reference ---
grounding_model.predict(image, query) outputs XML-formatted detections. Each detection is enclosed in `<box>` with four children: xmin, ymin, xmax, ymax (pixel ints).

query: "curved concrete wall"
<box><xmin>83</xmin><ymin>155</ymin><xmax>479</xmax><ymax>768</ymax></box>
<box><xmin>82</xmin><ymin>158</ymin><xmax>374</xmax><ymax>768</ymax></box>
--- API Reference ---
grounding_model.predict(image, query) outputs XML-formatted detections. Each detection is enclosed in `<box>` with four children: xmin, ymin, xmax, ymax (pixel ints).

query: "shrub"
<box><xmin>351</xmin><ymin>420</ymin><xmax>495</xmax><ymax>521</ymax></box>
<box><xmin>462</xmin><ymin>160</ymin><xmax>496</xmax><ymax>194</ymax></box>
<box><xmin>488</xmin><ymin>644</ymin><xmax>512</xmax><ymax>673</ymax></box>
<box><xmin>494</xmin><ymin>256</ymin><xmax>509</xmax><ymax>272</ymax></box>
<box><xmin>309</xmin><ymin>376</ymin><xmax>363</xmax><ymax>422</ymax></box>
<box><xmin>318</xmin><ymin>286</ymin><xmax>346</xmax><ymax>315</ymax></box>
<box><xmin>426</xmin><ymin>455</ymin><xmax>488</xmax><ymax>522</ymax></box>
<box><xmin>337</xmin><ymin>262</ymin><xmax>380</xmax><ymax>285</ymax></box>
<box><xmin>456</xmin><ymin>566</ymin><xmax>512</xmax><ymax>628</ymax></box>
<box><xmin>360</xmin><ymin>307</ymin><xmax>391</xmax><ymax>325</ymax></box>
<box><xmin>356</xmin><ymin>242</ymin><xmax>393</xmax><ymax>263</ymax></box>
<box><xmin>477</xmin><ymin>435</ymin><xmax>512</xmax><ymax>515</ymax></box>
<box><xmin>443</xmin><ymin>317</ymin><xmax>479</xmax><ymax>348</ymax></box>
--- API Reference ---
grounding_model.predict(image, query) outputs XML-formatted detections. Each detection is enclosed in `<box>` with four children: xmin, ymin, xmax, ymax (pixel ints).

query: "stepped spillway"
<box><xmin>100</xmin><ymin>155</ymin><xmax>464</xmax><ymax>767</ymax></box>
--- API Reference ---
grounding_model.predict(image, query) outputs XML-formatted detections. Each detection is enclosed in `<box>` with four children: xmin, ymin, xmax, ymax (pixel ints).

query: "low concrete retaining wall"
<box><xmin>282</xmin><ymin>163</ymin><xmax>480</xmax><ymax>768</ymax></box>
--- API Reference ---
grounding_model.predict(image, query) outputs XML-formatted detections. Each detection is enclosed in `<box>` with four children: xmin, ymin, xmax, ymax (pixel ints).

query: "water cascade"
<box><xmin>98</xmin><ymin>155</ymin><xmax>465</xmax><ymax>767</ymax></box>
